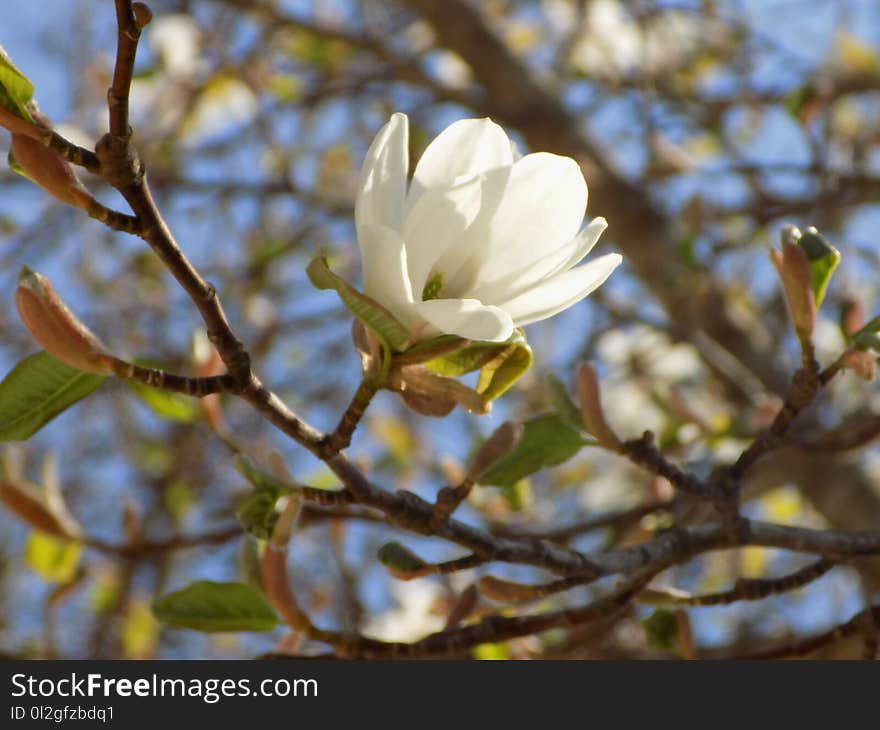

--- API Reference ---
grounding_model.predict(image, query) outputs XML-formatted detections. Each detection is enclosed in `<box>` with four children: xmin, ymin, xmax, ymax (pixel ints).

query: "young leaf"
<box><xmin>236</xmin><ymin>490</ymin><xmax>282</xmax><ymax>540</ymax></box>
<box><xmin>307</xmin><ymin>256</ymin><xmax>410</xmax><ymax>352</ymax></box>
<box><xmin>475</xmin><ymin>331</ymin><xmax>533</xmax><ymax>401</ymax></box>
<box><xmin>642</xmin><ymin>609</ymin><xmax>680</xmax><ymax>654</ymax></box>
<box><xmin>424</xmin><ymin>341</ymin><xmax>503</xmax><ymax>377</ymax></box>
<box><xmin>500</xmin><ymin>480</ymin><xmax>533</xmax><ymax>511</ymax></box>
<box><xmin>466</xmin><ymin>421</ymin><xmax>523</xmax><ymax>481</ymax></box>
<box><xmin>477</xmin><ymin>413</ymin><xmax>584</xmax><ymax>488</ymax></box>
<box><xmin>152</xmin><ymin>581</ymin><xmax>280</xmax><ymax>633</ymax></box>
<box><xmin>234</xmin><ymin>454</ymin><xmax>294</xmax><ymax>539</ymax></box>
<box><xmin>0</xmin><ymin>351</ymin><xmax>105</xmax><ymax>442</ymax></box>
<box><xmin>0</xmin><ymin>45</ymin><xmax>34</xmax><ymax>121</ymax></box>
<box><xmin>796</xmin><ymin>227</ymin><xmax>840</xmax><ymax>307</ymax></box>
<box><xmin>127</xmin><ymin>381</ymin><xmax>198</xmax><ymax>423</ymax></box>
<box><xmin>24</xmin><ymin>530</ymin><xmax>82</xmax><ymax>583</ymax></box>
<box><xmin>234</xmin><ymin>454</ymin><xmax>291</xmax><ymax>495</ymax></box>
<box><xmin>545</xmin><ymin>373</ymin><xmax>584</xmax><ymax>430</ymax></box>
<box><xmin>851</xmin><ymin>315</ymin><xmax>880</xmax><ymax>352</ymax></box>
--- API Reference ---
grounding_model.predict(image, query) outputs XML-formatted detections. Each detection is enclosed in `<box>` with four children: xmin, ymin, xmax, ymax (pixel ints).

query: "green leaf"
<box><xmin>234</xmin><ymin>455</ymin><xmax>292</xmax><ymax>539</ymax></box>
<box><xmin>425</xmin><ymin>330</ymin><xmax>533</xmax><ymax>401</ymax></box>
<box><xmin>478</xmin><ymin>413</ymin><xmax>584</xmax><ymax>488</ymax></box>
<box><xmin>307</xmin><ymin>256</ymin><xmax>410</xmax><ymax>352</ymax></box>
<box><xmin>851</xmin><ymin>315</ymin><xmax>880</xmax><ymax>351</ymax></box>
<box><xmin>0</xmin><ymin>45</ymin><xmax>34</xmax><ymax>121</ymax></box>
<box><xmin>396</xmin><ymin>334</ymin><xmax>466</xmax><ymax>364</ymax></box>
<box><xmin>853</xmin><ymin>331</ymin><xmax>880</xmax><ymax>351</ymax></box>
<box><xmin>234</xmin><ymin>454</ymin><xmax>291</xmax><ymax>496</ymax></box>
<box><xmin>0</xmin><ymin>351</ymin><xmax>105</xmax><ymax>441</ymax></box>
<box><xmin>237</xmin><ymin>536</ymin><xmax>265</xmax><ymax>591</ymax></box>
<box><xmin>475</xmin><ymin>331</ymin><xmax>533</xmax><ymax>400</ymax></box>
<box><xmin>425</xmin><ymin>342</ymin><xmax>502</xmax><ymax>377</ymax></box>
<box><xmin>25</xmin><ymin>531</ymin><xmax>81</xmax><ymax>583</ymax></box>
<box><xmin>500</xmin><ymin>479</ymin><xmax>532</xmax><ymax>512</ymax></box>
<box><xmin>236</xmin><ymin>490</ymin><xmax>282</xmax><ymax>540</ymax></box>
<box><xmin>797</xmin><ymin>228</ymin><xmax>840</xmax><ymax>307</ymax></box>
<box><xmin>545</xmin><ymin>374</ymin><xmax>584</xmax><ymax>430</ymax></box>
<box><xmin>128</xmin><ymin>381</ymin><xmax>198</xmax><ymax>422</ymax></box>
<box><xmin>152</xmin><ymin>581</ymin><xmax>280</xmax><ymax>633</ymax></box>
<box><xmin>642</xmin><ymin>609</ymin><xmax>680</xmax><ymax>654</ymax></box>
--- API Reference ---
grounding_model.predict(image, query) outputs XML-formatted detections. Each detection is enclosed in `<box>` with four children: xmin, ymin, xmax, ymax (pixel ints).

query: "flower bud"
<box><xmin>16</xmin><ymin>267</ymin><xmax>114</xmax><ymax>374</ymax></box>
<box><xmin>11</xmin><ymin>135</ymin><xmax>91</xmax><ymax>209</ymax></box>
<box><xmin>770</xmin><ymin>243</ymin><xmax>816</xmax><ymax>339</ymax></box>
<box><xmin>0</xmin><ymin>480</ymin><xmax>80</xmax><ymax>538</ymax></box>
<box><xmin>377</xmin><ymin>541</ymin><xmax>428</xmax><ymax>580</ymax></box>
<box><xmin>840</xmin><ymin>298</ymin><xmax>865</xmax><ymax>337</ymax></box>
<box><xmin>10</xmin><ymin>116</ymin><xmax>92</xmax><ymax>210</ymax></box>
<box><xmin>577</xmin><ymin>362</ymin><xmax>622</xmax><ymax>450</ymax></box>
<box><xmin>133</xmin><ymin>2</ymin><xmax>153</xmax><ymax>28</ymax></box>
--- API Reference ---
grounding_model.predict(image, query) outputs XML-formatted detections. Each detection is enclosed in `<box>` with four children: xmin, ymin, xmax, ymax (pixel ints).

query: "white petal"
<box><xmin>496</xmin><ymin>253</ymin><xmax>622</xmax><ymax>327</ymax></box>
<box><xmin>471</xmin><ymin>217</ymin><xmax>608</xmax><ymax>304</ymax></box>
<box><xmin>409</xmin><ymin>118</ymin><xmax>512</xmax><ymax>205</ymax></box>
<box><xmin>355</xmin><ymin>113</ymin><xmax>409</xmax><ymax>232</ymax></box>
<box><xmin>357</xmin><ymin>223</ymin><xmax>420</xmax><ymax>329</ymax></box>
<box><xmin>553</xmin><ymin>217</ymin><xmax>608</xmax><ymax>272</ymax></box>
<box><xmin>415</xmin><ymin>298</ymin><xmax>514</xmax><ymax>342</ymax></box>
<box><xmin>401</xmin><ymin>175</ymin><xmax>483</xmax><ymax>297</ymax></box>
<box><xmin>432</xmin><ymin>166</ymin><xmax>511</xmax><ymax>296</ymax></box>
<box><xmin>438</xmin><ymin>152</ymin><xmax>589</xmax><ymax>296</ymax></box>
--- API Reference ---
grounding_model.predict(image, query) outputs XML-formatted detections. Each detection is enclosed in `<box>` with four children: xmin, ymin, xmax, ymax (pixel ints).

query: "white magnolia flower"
<box><xmin>355</xmin><ymin>113</ymin><xmax>621</xmax><ymax>343</ymax></box>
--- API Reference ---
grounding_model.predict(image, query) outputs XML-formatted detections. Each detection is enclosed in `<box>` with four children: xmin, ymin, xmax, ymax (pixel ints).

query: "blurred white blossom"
<box><xmin>129</xmin><ymin>15</ymin><xmax>257</xmax><ymax>145</ymax></box>
<box><xmin>596</xmin><ymin>324</ymin><xmax>709</xmax><ymax>435</ymax></box>
<box><xmin>363</xmin><ymin>580</ymin><xmax>445</xmax><ymax>642</ymax></box>
<box><xmin>569</xmin><ymin>0</ymin><xmax>731</xmax><ymax>79</ymax></box>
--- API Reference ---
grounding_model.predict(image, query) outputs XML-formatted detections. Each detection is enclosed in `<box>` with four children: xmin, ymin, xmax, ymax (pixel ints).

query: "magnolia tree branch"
<box><xmin>637</xmin><ymin>558</ymin><xmax>837</xmax><ymax>608</ymax></box>
<box><xmin>729</xmin><ymin>604</ymin><xmax>880</xmax><ymax>660</ymax></box>
<box><xmin>4</xmin><ymin>0</ymin><xmax>880</xmax><ymax>660</ymax></box>
<box><xmin>109</xmin><ymin>1</ymin><xmax>149</xmax><ymax>137</ymax></box>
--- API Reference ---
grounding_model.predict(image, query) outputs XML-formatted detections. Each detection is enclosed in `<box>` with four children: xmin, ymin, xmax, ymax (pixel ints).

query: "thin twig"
<box><xmin>638</xmin><ymin>558</ymin><xmax>836</xmax><ymax>607</ymax></box>
<box><xmin>321</xmin><ymin>379</ymin><xmax>379</xmax><ymax>457</ymax></box>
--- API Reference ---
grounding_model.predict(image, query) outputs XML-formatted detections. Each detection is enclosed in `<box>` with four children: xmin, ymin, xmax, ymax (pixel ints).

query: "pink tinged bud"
<box><xmin>16</xmin><ymin>267</ymin><xmax>115</xmax><ymax>375</ymax></box>
<box><xmin>0</xmin><ymin>481</ymin><xmax>80</xmax><ymax>538</ymax></box>
<box><xmin>770</xmin><ymin>243</ymin><xmax>816</xmax><ymax>339</ymax></box>
<box><xmin>10</xmin><ymin>133</ymin><xmax>93</xmax><ymax>210</ymax></box>
<box><xmin>840</xmin><ymin>298</ymin><xmax>865</xmax><ymax>337</ymax></box>
<box><xmin>577</xmin><ymin>362</ymin><xmax>622</xmax><ymax>451</ymax></box>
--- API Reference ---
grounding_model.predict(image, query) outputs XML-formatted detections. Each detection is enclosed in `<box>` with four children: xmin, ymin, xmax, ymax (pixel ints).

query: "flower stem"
<box><xmin>322</xmin><ymin>378</ymin><xmax>380</xmax><ymax>457</ymax></box>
